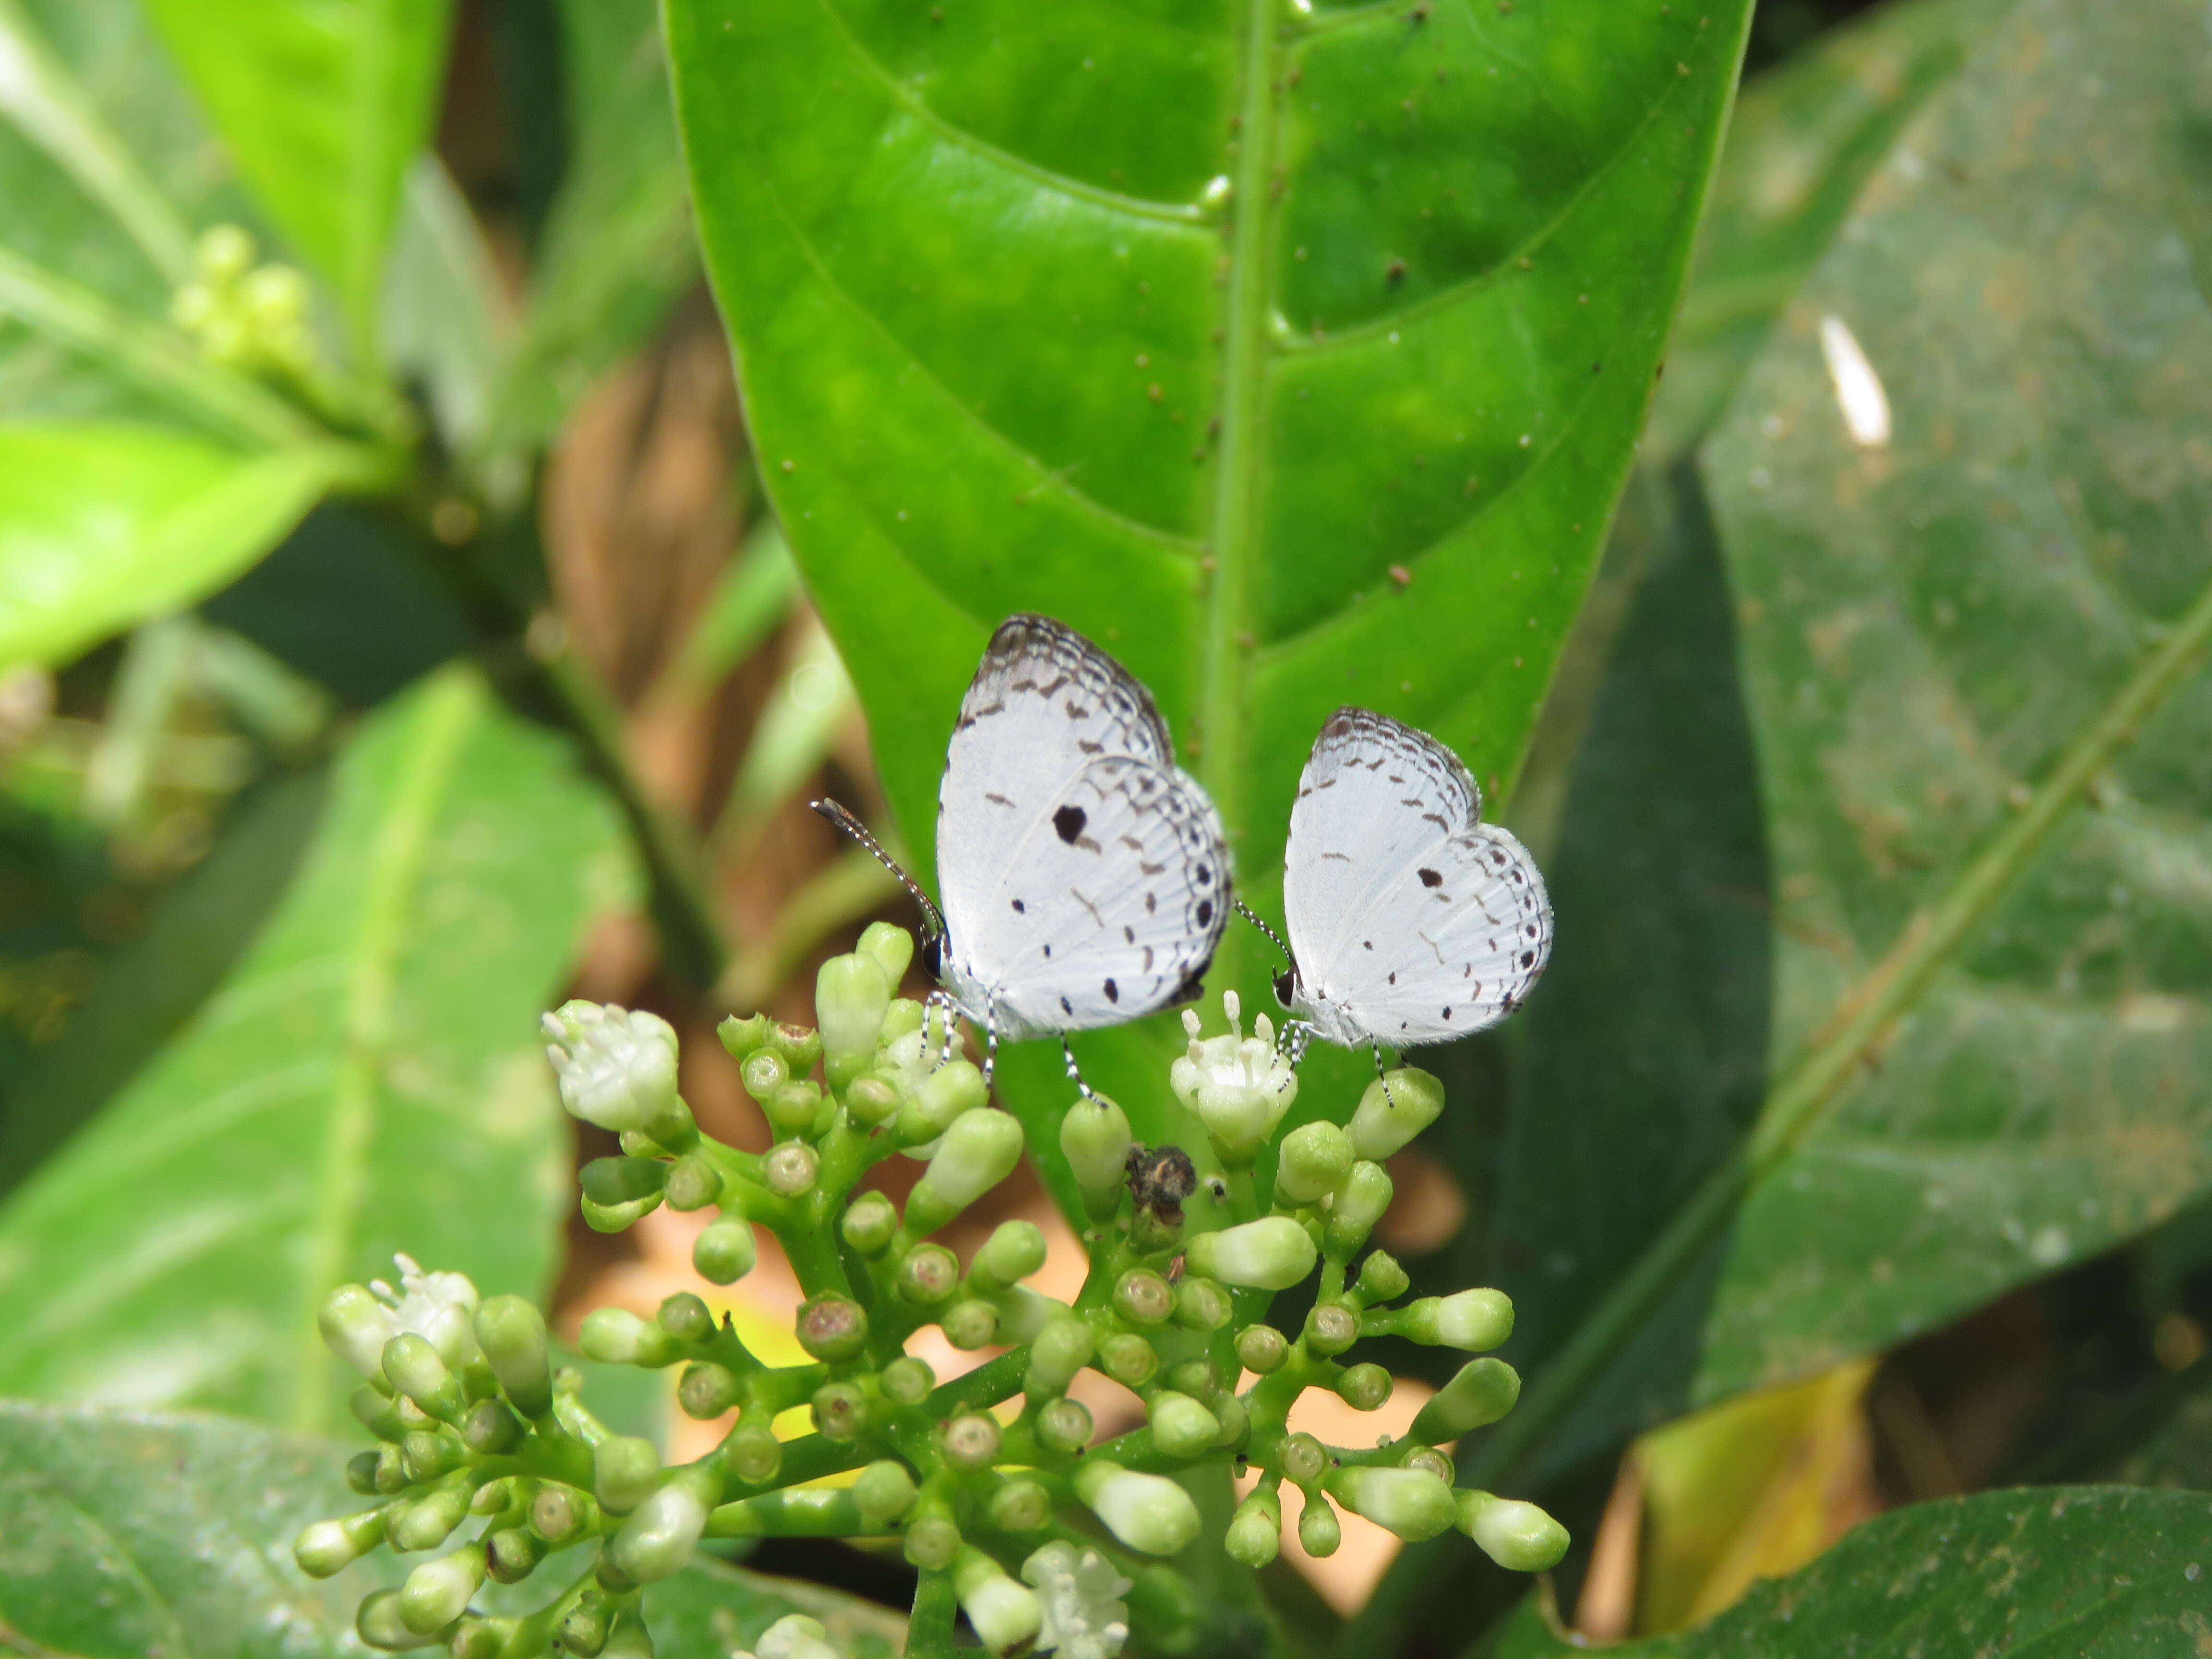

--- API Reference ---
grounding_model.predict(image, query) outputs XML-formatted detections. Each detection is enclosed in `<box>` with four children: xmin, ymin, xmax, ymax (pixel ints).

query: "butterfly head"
<box><xmin>920</xmin><ymin>928</ymin><xmax>945</xmax><ymax>983</ymax></box>
<box><xmin>1272</xmin><ymin>966</ymin><xmax>1296</xmax><ymax>1009</ymax></box>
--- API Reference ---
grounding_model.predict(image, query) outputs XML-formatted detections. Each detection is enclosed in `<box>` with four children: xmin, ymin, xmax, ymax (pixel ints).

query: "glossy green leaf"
<box><xmin>1490</xmin><ymin>1487</ymin><xmax>2212</xmax><ymax>1659</ymax></box>
<box><xmin>0</xmin><ymin>1400</ymin><xmax>905</xmax><ymax>1659</ymax></box>
<box><xmin>0</xmin><ymin>422</ymin><xmax>359</xmax><ymax>671</ymax></box>
<box><xmin>0</xmin><ymin>668</ymin><xmax>632</xmax><ymax>1431</ymax></box>
<box><xmin>481</xmin><ymin>0</ymin><xmax>695</xmax><ymax>460</ymax></box>
<box><xmin>141</xmin><ymin>0</ymin><xmax>454</xmax><ymax>356</ymax></box>
<box><xmin>383</xmin><ymin>156</ymin><xmax>511</xmax><ymax>455</ymax></box>
<box><xmin>668</xmin><ymin>0</ymin><xmax>1755</xmax><ymax>1171</ymax></box>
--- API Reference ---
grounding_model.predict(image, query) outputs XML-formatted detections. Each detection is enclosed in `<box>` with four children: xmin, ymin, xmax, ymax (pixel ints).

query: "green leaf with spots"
<box><xmin>0</xmin><ymin>669</ymin><xmax>631</xmax><ymax>1431</ymax></box>
<box><xmin>666</xmin><ymin>0</ymin><xmax>1755</xmax><ymax>1183</ymax></box>
<box><xmin>0</xmin><ymin>1400</ymin><xmax>906</xmax><ymax>1659</ymax></box>
<box><xmin>1489</xmin><ymin>1487</ymin><xmax>2212</xmax><ymax>1658</ymax></box>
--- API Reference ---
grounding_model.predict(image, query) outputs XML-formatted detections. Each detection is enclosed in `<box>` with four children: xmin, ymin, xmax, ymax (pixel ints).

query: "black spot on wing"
<box><xmin>1196</xmin><ymin>900</ymin><xmax>1214</xmax><ymax>927</ymax></box>
<box><xmin>1011</xmin><ymin>898</ymin><xmax>1025</xmax><ymax>913</ymax></box>
<box><xmin>1054</xmin><ymin>805</ymin><xmax>1087</xmax><ymax>843</ymax></box>
<box><xmin>1419</xmin><ymin>868</ymin><xmax>1442</xmax><ymax>888</ymax></box>
<box><xmin>1104</xmin><ymin>978</ymin><xmax>1118</xmax><ymax>1004</ymax></box>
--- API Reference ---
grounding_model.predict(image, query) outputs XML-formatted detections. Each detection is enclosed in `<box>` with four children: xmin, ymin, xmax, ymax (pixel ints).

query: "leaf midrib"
<box><xmin>289</xmin><ymin>672</ymin><xmax>482</xmax><ymax>1431</ymax></box>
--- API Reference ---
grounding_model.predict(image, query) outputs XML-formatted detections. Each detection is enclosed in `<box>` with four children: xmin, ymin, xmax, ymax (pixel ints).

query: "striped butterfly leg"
<box><xmin>924</xmin><ymin>989</ymin><xmax>963</xmax><ymax>1071</ymax></box>
<box><xmin>1370</xmin><ymin>1038</ymin><xmax>1399</xmax><ymax>1109</ymax></box>
<box><xmin>1059</xmin><ymin>1036</ymin><xmax>1099</xmax><ymax>1103</ymax></box>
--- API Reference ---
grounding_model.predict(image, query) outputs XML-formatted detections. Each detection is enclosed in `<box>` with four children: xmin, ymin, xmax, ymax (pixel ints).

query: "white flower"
<box><xmin>373</xmin><ymin>1253</ymin><xmax>481</xmax><ymax>1366</ymax></box>
<box><xmin>1023</xmin><ymin>1540</ymin><xmax>1132</xmax><ymax>1659</ymax></box>
<box><xmin>541</xmin><ymin>1000</ymin><xmax>679</xmax><ymax>1132</ymax></box>
<box><xmin>1169</xmin><ymin>991</ymin><xmax>1298</xmax><ymax>1161</ymax></box>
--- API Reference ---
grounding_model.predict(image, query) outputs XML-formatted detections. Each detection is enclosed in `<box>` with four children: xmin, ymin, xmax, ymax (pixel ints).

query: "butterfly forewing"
<box><xmin>936</xmin><ymin>615</ymin><xmax>1227</xmax><ymax>1038</ymax></box>
<box><xmin>1283</xmin><ymin>708</ymin><xmax>1550</xmax><ymax>1046</ymax></box>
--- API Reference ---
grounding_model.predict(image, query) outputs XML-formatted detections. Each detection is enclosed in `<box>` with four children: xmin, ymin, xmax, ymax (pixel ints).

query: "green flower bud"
<box><xmin>858</xmin><ymin>921</ymin><xmax>915</xmax><ymax>984</ymax></box>
<box><xmin>854</xmin><ymin>1460</ymin><xmax>919</xmax><ymax>1527</ymax></box>
<box><xmin>387</xmin><ymin>1485</ymin><xmax>466</xmax><ymax>1552</ymax></box>
<box><xmin>580</xmin><ymin>1309</ymin><xmax>682</xmax><ymax>1368</ymax></box>
<box><xmin>581</xmin><ymin>1156</ymin><xmax>669</xmax><ymax>1213</ymax></box>
<box><xmin>1280</xmin><ymin>1433</ymin><xmax>1326</xmax><ymax>1485</ymax></box>
<box><xmin>1406</xmin><ymin>1288</ymin><xmax>1514</xmax><ymax>1351</ymax></box>
<box><xmin>469</xmin><ymin>1477</ymin><xmax>513</xmax><ymax>1517</ymax></box>
<box><xmin>196</xmin><ymin>223</ymin><xmax>255</xmax><ymax>282</ymax></box>
<box><xmin>904</xmin><ymin>1513</ymin><xmax>962</xmax><ymax>1570</ymax></box>
<box><xmin>884</xmin><ymin>997</ymin><xmax>925</xmax><ymax>1041</ymax></box>
<box><xmin>813</xmin><ymin>1382</ymin><xmax>868</xmax><ymax>1441</ymax></box>
<box><xmin>1026</xmin><ymin>1319</ymin><xmax>1094</xmax><ymax>1393</ymax></box>
<box><xmin>766</xmin><ymin>1079</ymin><xmax>824</xmax><ymax>1139</ymax></box>
<box><xmin>941</xmin><ymin>1298</ymin><xmax>999</xmax><ymax>1350</ymax></box>
<box><xmin>664</xmin><ymin>1154</ymin><xmax>722</xmax><ymax>1212</ymax></box>
<box><xmin>1225</xmin><ymin>1488</ymin><xmax>1280</xmax><ymax>1567</ymax></box>
<box><xmin>1348</xmin><ymin>1067</ymin><xmax>1445</xmax><ymax>1161</ymax></box>
<box><xmin>1098</xmin><ymin>1332</ymin><xmax>1158</xmax><ymax>1388</ymax></box>
<box><xmin>543</xmin><ymin>1002</ymin><xmax>679</xmax><ymax>1134</ymax></box>
<box><xmin>1185</xmin><ymin>1217</ymin><xmax>1318</xmax><ymax>1291</ymax></box>
<box><xmin>555</xmin><ymin>1598</ymin><xmax>612</xmax><ymax>1658</ymax></box>
<box><xmin>320</xmin><ymin>1284</ymin><xmax>398</xmax><ymax>1376</ymax></box>
<box><xmin>486</xmin><ymin>1524</ymin><xmax>547</xmax><ymax>1583</ymax></box>
<box><xmin>610</xmin><ymin>1469</ymin><xmax>715</xmax><ymax>1581</ymax></box>
<box><xmin>763</xmin><ymin>1141</ymin><xmax>819</xmax><ymax>1197</ymax></box>
<box><xmin>1325</xmin><ymin>1162</ymin><xmax>1395</xmax><ymax>1256</ymax></box>
<box><xmin>1337</xmin><ymin>1363</ymin><xmax>1393</xmax><ymax>1412</ymax></box>
<box><xmin>346</xmin><ymin>1450</ymin><xmax>382</xmax><ymax>1494</ymax></box>
<box><xmin>1146</xmin><ymin>1391</ymin><xmax>1220</xmax><ymax>1458</ymax></box>
<box><xmin>1172</xmin><ymin>1277</ymin><xmax>1232</xmax><ymax>1332</ymax></box>
<box><xmin>882</xmin><ymin>1355</ymin><xmax>936</xmax><ymax>1403</ymax></box>
<box><xmin>601</xmin><ymin>1616</ymin><xmax>654</xmax><ymax>1659</ymax></box>
<box><xmin>1275</xmin><ymin>1121</ymin><xmax>1355</xmax><ymax>1205</ymax></box>
<box><xmin>692</xmin><ymin>1215</ymin><xmax>758</xmax><ymax>1286</ymax></box>
<box><xmin>1303</xmin><ymin>1302</ymin><xmax>1358</xmax><ymax>1357</ymax></box>
<box><xmin>940</xmin><ymin>1410</ymin><xmax>1001</xmax><ymax>1467</ymax></box>
<box><xmin>1059</xmin><ymin>1096</ymin><xmax>1133</xmax><ymax>1221</ymax></box>
<box><xmin>1410</xmin><ymin>1357</ymin><xmax>1521</xmax><ymax>1442</ymax></box>
<box><xmin>1211</xmin><ymin>1391</ymin><xmax>1250</xmax><ymax>1447</ymax></box>
<box><xmin>908</xmin><ymin>1108</ymin><xmax>1025</xmax><ymax>1231</ymax></box>
<box><xmin>988</xmin><ymin>1477</ymin><xmax>1051</xmax><ymax>1533</ymax></box>
<box><xmin>382</xmin><ymin>1334</ymin><xmax>462</xmax><ymax>1421</ymax></box>
<box><xmin>1357</xmin><ymin>1250</ymin><xmax>1411</xmax><ymax>1304</ymax></box>
<box><xmin>294</xmin><ymin>1506</ymin><xmax>387</xmax><ymax>1577</ymax></box>
<box><xmin>897</xmin><ymin>1241</ymin><xmax>962</xmax><ymax>1304</ymax></box>
<box><xmin>373</xmin><ymin>1443</ymin><xmax>407</xmax><ymax>1492</ymax></box>
<box><xmin>1298</xmin><ymin>1496</ymin><xmax>1341</xmax><ymax>1557</ymax></box>
<box><xmin>594</xmin><ymin>1436</ymin><xmax>661</xmax><ymax>1514</ymax></box>
<box><xmin>399</xmin><ymin>1542</ymin><xmax>486</xmax><ymax>1633</ymax></box>
<box><xmin>841</xmin><ymin>1191</ymin><xmax>899</xmax><ymax>1254</ymax></box>
<box><xmin>1172</xmin><ymin>995</ymin><xmax>1299</xmax><ymax>1165</ymax></box>
<box><xmin>1330</xmin><ymin>1467</ymin><xmax>1455</xmax><ymax>1541</ymax></box>
<box><xmin>768</xmin><ymin>1022</ymin><xmax>824</xmax><ymax>1075</ymax></box>
<box><xmin>1457</xmin><ymin>1491</ymin><xmax>1570</xmax><ymax>1571</ymax></box>
<box><xmin>756</xmin><ymin>1613</ymin><xmax>840</xmax><ymax>1659</ymax></box>
<box><xmin>954</xmin><ymin>1545</ymin><xmax>1043</xmax><ymax>1658</ymax></box>
<box><xmin>1035</xmin><ymin>1395</ymin><xmax>1094</xmax><ymax>1453</ymax></box>
<box><xmin>401</xmin><ymin>1427</ymin><xmax>463</xmax><ymax>1483</ymax></box>
<box><xmin>725</xmin><ymin>1422</ymin><xmax>782</xmax><ymax>1483</ymax></box>
<box><xmin>357</xmin><ymin>1588</ymin><xmax>440</xmax><ymax>1650</ymax></box>
<box><xmin>679</xmin><ymin>1361</ymin><xmax>742</xmax><ymax>1419</ymax></box>
<box><xmin>796</xmin><ymin>1295</ymin><xmax>869</xmax><ymax>1362</ymax></box>
<box><xmin>1236</xmin><ymin>1323</ymin><xmax>1290</xmax><ymax>1375</ymax></box>
<box><xmin>581</xmin><ymin>1189</ymin><xmax>661</xmax><ymax>1233</ymax></box>
<box><xmin>1403</xmin><ymin>1445</ymin><xmax>1455</xmax><ymax>1482</ymax></box>
<box><xmin>351</xmin><ymin>1385</ymin><xmax>405</xmax><ymax>1442</ymax></box>
<box><xmin>1072</xmin><ymin>1461</ymin><xmax>1200</xmax><ymax>1556</ymax></box>
<box><xmin>719</xmin><ymin>1012</ymin><xmax>770</xmax><ymax>1062</ymax></box>
<box><xmin>900</xmin><ymin>1059</ymin><xmax>986</xmax><ymax>1147</ymax></box>
<box><xmin>971</xmin><ymin>1219</ymin><xmax>1047</xmax><ymax>1290</ymax></box>
<box><xmin>528</xmin><ymin>1483</ymin><xmax>595</xmax><ymax>1544</ymax></box>
<box><xmin>845</xmin><ymin>1073</ymin><xmax>902</xmax><ymax>1126</ymax></box>
<box><xmin>1114</xmin><ymin>1268</ymin><xmax>1174</xmax><ymax>1327</ymax></box>
<box><xmin>818</xmin><ymin>953</ymin><xmax>892</xmax><ymax>1083</ymax></box>
<box><xmin>450</xmin><ymin>1616</ymin><xmax>525</xmax><ymax>1659</ymax></box>
<box><xmin>655</xmin><ymin>1292</ymin><xmax>712</xmax><ymax>1344</ymax></box>
<box><xmin>741</xmin><ymin>1047</ymin><xmax>790</xmax><ymax>1102</ymax></box>
<box><xmin>473</xmin><ymin>1295</ymin><xmax>553</xmax><ymax>1418</ymax></box>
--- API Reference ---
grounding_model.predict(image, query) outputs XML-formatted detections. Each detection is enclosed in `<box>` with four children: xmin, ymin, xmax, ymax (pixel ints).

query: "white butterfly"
<box><xmin>1269</xmin><ymin>707</ymin><xmax>1551</xmax><ymax>1065</ymax></box>
<box><xmin>817</xmin><ymin>614</ymin><xmax>1230</xmax><ymax>1085</ymax></box>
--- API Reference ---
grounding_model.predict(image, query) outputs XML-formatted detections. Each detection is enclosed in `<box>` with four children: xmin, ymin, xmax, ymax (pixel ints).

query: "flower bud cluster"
<box><xmin>308</xmin><ymin>941</ymin><xmax>1563</xmax><ymax>1659</ymax></box>
<box><xmin>169</xmin><ymin>225</ymin><xmax>321</xmax><ymax>380</ymax></box>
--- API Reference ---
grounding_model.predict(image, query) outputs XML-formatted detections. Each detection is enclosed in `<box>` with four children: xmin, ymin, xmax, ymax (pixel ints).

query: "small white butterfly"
<box><xmin>1268</xmin><ymin>707</ymin><xmax>1551</xmax><ymax>1066</ymax></box>
<box><xmin>817</xmin><ymin>614</ymin><xmax>1230</xmax><ymax>1087</ymax></box>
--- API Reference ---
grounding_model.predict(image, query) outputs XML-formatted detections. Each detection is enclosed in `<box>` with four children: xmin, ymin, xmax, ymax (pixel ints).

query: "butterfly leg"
<box><xmin>924</xmin><ymin>989</ymin><xmax>961</xmax><ymax>1070</ymax></box>
<box><xmin>1060</xmin><ymin>1036</ymin><xmax>1098</xmax><ymax>1102</ymax></box>
<box><xmin>980</xmin><ymin>989</ymin><xmax>1000</xmax><ymax>1090</ymax></box>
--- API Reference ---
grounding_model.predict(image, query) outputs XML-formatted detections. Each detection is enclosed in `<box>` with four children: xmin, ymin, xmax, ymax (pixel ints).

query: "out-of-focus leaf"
<box><xmin>667</xmin><ymin>0</ymin><xmax>1756</xmax><ymax>1173</ymax></box>
<box><xmin>0</xmin><ymin>761</ymin><xmax>326</xmax><ymax>1202</ymax></box>
<box><xmin>1491</xmin><ymin>1486</ymin><xmax>2212</xmax><ymax>1659</ymax></box>
<box><xmin>0</xmin><ymin>668</ymin><xmax>633</xmax><ymax>1431</ymax></box>
<box><xmin>0</xmin><ymin>422</ymin><xmax>359</xmax><ymax>672</ymax></box>
<box><xmin>660</xmin><ymin>518</ymin><xmax>799</xmax><ymax>697</ymax></box>
<box><xmin>716</xmin><ymin>618</ymin><xmax>854</xmax><ymax>846</ymax></box>
<box><xmin>0</xmin><ymin>1400</ymin><xmax>906</xmax><ymax>1659</ymax></box>
<box><xmin>141</xmin><ymin>0</ymin><xmax>454</xmax><ymax>358</ymax></box>
<box><xmin>481</xmin><ymin>0</ymin><xmax>693</xmax><ymax>460</ymax></box>
<box><xmin>383</xmin><ymin>156</ymin><xmax>510</xmax><ymax>455</ymax></box>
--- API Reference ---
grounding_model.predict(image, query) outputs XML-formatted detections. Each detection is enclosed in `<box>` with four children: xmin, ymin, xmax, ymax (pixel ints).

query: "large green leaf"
<box><xmin>140</xmin><ymin>0</ymin><xmax>454</xmax><ymax>358</ymax></box>
<box><xmin>667</xmin><ymin>0</ymin><xmax>1755</xmax><ymax>1165</ymax></box>
<box><xmin>0</xmin><ymin>1400</ymin><xmax>905</xmax><ymax>1659</ymax></box>
<box><xmin>0</xmin><ymin>422</ymin><xmax>366</xmax><ymax>672</ymax></box>
<box><xmin>1489</xmin><ymin>1486</ymin><xmax>2212</xmax><ymax>1658</ymax></box>
<box><xmin>0</xmin><ymin>669</ymin><xmax>632</xmax><ymax>1431</ymax></box>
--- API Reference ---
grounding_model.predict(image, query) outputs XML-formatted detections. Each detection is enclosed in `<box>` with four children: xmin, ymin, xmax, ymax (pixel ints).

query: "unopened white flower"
<box><xmin>1023</xmin><ymin>1540</ymin><xmax>1132</xmax><ymax>1659</ymax></box>
<box><xmin>373</xmin><ymin>1253</ymin><xmax>481</xmax><ymax>1367</ymax></box>
<box><xmin>1170</xmin><ymin>991</ymin><xmax>1298</xmax><ymax>1163</ymax></box>
<box><xmin>752</xmin><ymin>1614</ymin><xmax>841</xmax><ymax>1659</ymax></box>
<box><xmin>541</xmin><ymin>1000</ymin><xmax>679</xmax><ymax>1132</ymax></box>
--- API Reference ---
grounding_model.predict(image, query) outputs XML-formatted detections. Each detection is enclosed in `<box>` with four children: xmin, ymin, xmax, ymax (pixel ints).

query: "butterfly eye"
<box><xmin>1273</xmin><ymin>968</ymin><xmax>1295</xmax><ymax>1008</ymax></box>
<box><xmin>921</xmin><ymin>932</ymin><xmax>945</xmax><ymax>981</ymax></box>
